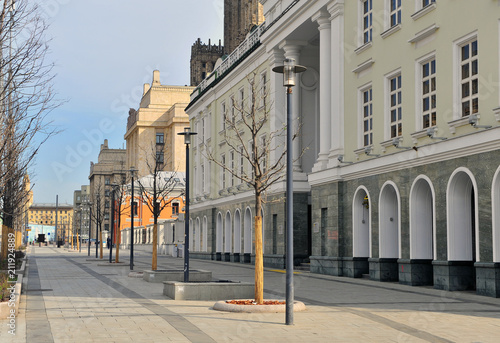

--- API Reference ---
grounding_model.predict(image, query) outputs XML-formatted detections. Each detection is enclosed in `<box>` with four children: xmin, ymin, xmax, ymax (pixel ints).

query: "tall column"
<box><xmin>311</xmin><ymin>10</ymin><xmax>331</xmax><ymax>172</ymax></box>
<box><xmin>280</xmin><ymin>41</ymin><xmax>307</xmax><ymax>172</ymax></box>
<box><xmin>328</xmin><ymin>1</ymin><xmax>345</xmax><ymax>167</ymax></box>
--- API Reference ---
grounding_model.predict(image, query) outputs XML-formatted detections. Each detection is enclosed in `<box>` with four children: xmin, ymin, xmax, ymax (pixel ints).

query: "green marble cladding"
<box><xmin>310</xmin><ymin>149</ymin><xmax>500</xmax><ymax>263</ymax></box>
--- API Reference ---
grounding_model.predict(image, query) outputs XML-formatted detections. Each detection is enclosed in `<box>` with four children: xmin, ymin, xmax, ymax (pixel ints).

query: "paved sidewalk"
<box><xmin>2</xmin><ymin>246</ymin><xmax>500</xmax><ymax>342</ymax></box>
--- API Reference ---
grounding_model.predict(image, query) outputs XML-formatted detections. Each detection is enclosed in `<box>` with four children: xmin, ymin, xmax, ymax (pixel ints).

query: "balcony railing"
<box><xmin>190</xmin><ymin>22</ymin><xmax>266</xmax><ymax>102</ymax></box>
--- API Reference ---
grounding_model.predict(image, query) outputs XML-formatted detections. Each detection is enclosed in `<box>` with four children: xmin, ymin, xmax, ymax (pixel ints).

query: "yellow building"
<box><xmin>29</xmin><ymin>203</ymin><xmax>73</xmax><ymax>243</ymax></box>
<box><xmin>124</xmin><ymin>70</ymin><xmax>195</xmax><ymax>177</ymax></box>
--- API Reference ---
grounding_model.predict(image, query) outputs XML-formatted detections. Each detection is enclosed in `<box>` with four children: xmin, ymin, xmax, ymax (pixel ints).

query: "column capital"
<box><xmin>311</xmin><ymin>9</ymin><xmax>331</xmax><ymax>29</ymax></box>
<box><xmin>268</xmin><ymin>48</ymin><xmax>285</xmax><ymax>66</ymax></box>
<box><xmin>279</xmin><ymin>40</ymin><xmax>308</xmax><ymax>58</ymax></box>
<box><xmin>327</xmin><ymin>0</ymin><xmax>345</xmax><ymax>20</ymax></box>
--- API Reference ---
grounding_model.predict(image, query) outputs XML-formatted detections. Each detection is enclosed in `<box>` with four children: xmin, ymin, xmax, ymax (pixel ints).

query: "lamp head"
<box><xmin>178</xmin><ymin>126</ymin><xmax>197</xmax><ymax>145</ymax></box>
<box><xmin>272</xmin><ymin>58</ymin><xmax>307</xmax><ymax>87</ymax></box>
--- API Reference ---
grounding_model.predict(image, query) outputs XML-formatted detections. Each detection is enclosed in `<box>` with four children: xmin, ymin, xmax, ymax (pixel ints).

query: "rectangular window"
<box><xmin>172</xmin><ymin>203</ymin><xmax>179</xmax><ymax>215</ymax></box>
<box><xmin>201</xmin><ymin>117</ymin><xmax>205</xmax><ymax>142</ymax></box>
<box><xmin>389</xmin><ymin>74</ymin><xmax>402</xmax><ymax>138</ymax></box>
<box><xmin>230</xmin><ymin>96</ymin><xmax>236</xmax><ymax>125</ymax></box>
<box><xmin>460</xmin><ymin>39</ymin><xmax>478</xmax><ymax>117</ymax></box>
<box><xmin>132</xmin><ymin>201</ymin><xmax>138</xmax><ymax>216</ymax></box>
<box><xmin>390</xmin><ymin>0</ymin><xmax>402</xmax><ymax>27</ymax></box>
<box><xmin>221</xmin><ymin>102</ymin><xmax>226</xmax><ymax>131</ymax></box>
<box><xmin>156</xmin><ymin>151</ymin><xmax>164</xmax><ymax>164</ymax></box>
<box><xmin>249</xmin><ymin>140</ymin><xmax>254</xmax><ymax>178</ymax></box>
<box><xmin>363</xmin><ymin>0</ymin><xmax>372</xmax><ymax>44</ymax></box>
<box><xmin>422</xmin><ymin>0</ymin><xmax>435</xmax><ymax>7</ymax></box>
<box><xmin>260</xmin><ymin>136</ymin><xmax>267</xmax><ymax>173</ymax></box>
<box><xmin>156</xmin><ymin>132</ymin><xmax>164</xmax><ymax>144</ymax></box>
<box><xmin>221</xmin><ymin>154</ymin><xmax>226</xmax><ymax>189</ymax></box>
<box><xmin>422</xmin><ymin>59</ymin><xmax>436</xmax><ymax>128</ymax></box>
<box><xmin>230</xmin><ymin>150</ymin><xmax>235</xmax><ymax>187</ymax></box>
<box><xmin>201</xmin><ymin>164</ymin><xmax>205</xmax><ymax>193</ymax></box>
<box><xmin>105</xmin><ymin>177</ymin><xmax>110</xmax><ymax>185</ymax></box>
<box><xmin>239</xmin><ymin>87</ymin><xmax>245</xmax><ymax>116</ymax></box>
<box><xmin>362</xmin><ymin>87</ymin><xmax>373</xmax><ymax>146</ymax></box>
<box><xmin>239</xmin><ymin>146</ymin><xmax>244</xmax><ymax>183</ymax></box>
<box><xmin>260</xmin><ymin>72</ymin><xmax>267</xmax><ymax>108</ymax></box>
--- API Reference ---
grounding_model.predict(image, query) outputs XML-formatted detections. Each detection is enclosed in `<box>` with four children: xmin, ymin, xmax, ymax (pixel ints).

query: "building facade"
<box><xmin>118</xmin><ymin>171</ymin><xmax>186</xmax><ymax>244</ymax></box>
<box><xmin>187</xmin><ymin>0</ymin><xmax>500</xmax><ymax>298</ymax></box>
<box><xmin>89</xmin><ymin>139</ymin><xmax>127</xmax><ymax>240</ymax></box>
<box><xmin>73</xmin><ymin>185</ymin><xmax>91</xmax><ymax>241</ymax></box>
<box><xmin>124</xmin><ymin>70</ymin><xmax>194</xmax><ymax>177</ymax></box>
<box><xmin>28</xmin><ymin>203</ymin><xmax>73</xmax><ymax>243</ymax></box>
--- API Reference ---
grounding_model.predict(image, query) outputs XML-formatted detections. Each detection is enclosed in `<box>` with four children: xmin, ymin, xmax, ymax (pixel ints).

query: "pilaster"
<box><xmin>268</xmin><ymin>49</ymin><xmax>286</xmax><ymax>171</ymax></box>
<box><xmin>327</xmin><ymin>1</ymin><xmax>345</xmax><ymax>168</ymax></box>
<box><xmin>311</xmin><ymin>10</ymin><xmax>332</xmax><ymax>172</ymax></box>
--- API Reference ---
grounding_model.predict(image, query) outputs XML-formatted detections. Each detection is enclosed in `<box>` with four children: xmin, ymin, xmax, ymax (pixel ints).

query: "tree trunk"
<box><xmin>254</xmin><ymin>215</ymin><xmax>263</xmax><ymax>304</ymax></box>
<box><xmin>1</xmin><ymin>225</ymin><xmax>10</xmax><ymax>260</ymax></box>
<box><xmin>116</xmin><ymin>227</ymin><xmax>120</xmax><ymax>263</ymax></box>
<box><xmin>152</xmin><ymin>222</ymin><xmax>158</xmax><ymax>270</ymax></box>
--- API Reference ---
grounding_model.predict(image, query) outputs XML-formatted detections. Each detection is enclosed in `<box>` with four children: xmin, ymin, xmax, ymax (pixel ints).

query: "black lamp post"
<box><xmin>272</xmin><ymin>58</ymin><xmax>306</xmax><ymax>325</ymax></box>
<box><xmin>109</xmin><ymin>183</ymin><xmax>118</xmax><ymax>263</ymax></box>
<box><xmin>87</xmin><ymin>201</ymin><xmax>92</xmax><ymax>257</ymax></box>
<box><xmin>95</xmin><ymin>201</ymin><xmax>99</xmax><ymax>259</ymax></box>
<box><xmin>129</xmin><ymin>167</ymin><xmax>138</xmax><ymax>270</ymax></box>
<box><xmin>178</xmin><ymin>127</ymin><xmax>197</xmax><ymax>282</ymax></box>
<box><xmin>79</xmin><ymin>205</ymin><xmax>82</xmax><ymax>253</ymax></box>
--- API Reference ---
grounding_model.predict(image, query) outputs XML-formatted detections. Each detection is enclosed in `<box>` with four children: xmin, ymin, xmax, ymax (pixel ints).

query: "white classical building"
<box><xmin>186</xmin><ymin>0</ymin><xmax>500</xmax><ymax>298</ymax></box>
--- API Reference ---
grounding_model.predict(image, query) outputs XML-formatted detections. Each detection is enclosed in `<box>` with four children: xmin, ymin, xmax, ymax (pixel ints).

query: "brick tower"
<box><xmin>190</xmin><ymin>0</ymin><xmax>264</xmax><ymax>87</ymax></box>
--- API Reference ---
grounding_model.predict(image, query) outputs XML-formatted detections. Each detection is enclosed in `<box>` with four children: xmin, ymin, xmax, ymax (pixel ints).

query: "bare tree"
<box><xmin>0</xmin><ymin>0</ymin><xmax>60</xmax><ymax>259</ymax></box>
<box><xmin>111</xmin><ymin>170</ymin><xmax>127</xmax><ymax>263</ymax></box>
<box><xmin>90</xmin><ymin>181</ymin><xmax>106</xmax><ymax>259</ymax></box>
<box><xmin>204</xmin><ymin>72</ymin><xmax>300</xmax><ymax>304</ymax></box>
<box><xmin>136</xmin><ymin>143</ymin><xmax>181</xmax><ymax>270</ymax></box>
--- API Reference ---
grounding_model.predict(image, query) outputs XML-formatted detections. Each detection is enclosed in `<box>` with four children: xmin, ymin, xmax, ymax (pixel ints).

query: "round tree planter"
<box><xmin>213</xmin><ymin>300</ymin><xmax>306</xmax><ymax>313</ymax></box>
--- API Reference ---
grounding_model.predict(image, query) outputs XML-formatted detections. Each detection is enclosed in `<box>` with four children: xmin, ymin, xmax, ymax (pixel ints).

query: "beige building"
<box><xmin>28</xmin><ymin>203</ymin><xmax>73</xmax><ymax>242</ymax></box>
<box><xmin>89</xmin><ymin>139</ymin><xmax>126</xmax><ymax>237</ymax></box>
<box><xmin>124</xmin><ymin>70</ymin><xmax>194</xmax><ymax>177</ymax></box>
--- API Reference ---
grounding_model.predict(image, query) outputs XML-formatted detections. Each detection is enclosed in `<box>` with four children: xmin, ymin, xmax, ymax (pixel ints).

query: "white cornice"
<box><xmin>309</xmin><ymin>127</ymin><xmax>500</xmax><ymax>186</ymax></box>
<box><xmin>408</xmin><ymin>24</ymin><xmax>439</xmax><ymax>44</ymax></box>
<box><xmin>352</xmin><ymin>58</ymin><xmax>374</xmax><ymax>74</ymax></box>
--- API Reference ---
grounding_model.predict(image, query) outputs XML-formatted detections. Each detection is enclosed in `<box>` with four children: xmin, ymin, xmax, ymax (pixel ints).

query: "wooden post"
<box><xmin>254</xmin><ymin>215</ymin><xmax>263</xmax><ymax>304</ymax></box>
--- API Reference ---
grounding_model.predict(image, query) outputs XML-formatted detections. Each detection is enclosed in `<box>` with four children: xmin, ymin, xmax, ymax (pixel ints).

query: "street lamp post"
<box><xmin>79</xmin><ymin>205</ymin><xmax>82</xmax><ymax>253</ymax></box>
<box><xmin>129</xmin><ymin>167</ymin><xmax>138</xmax><ymax>271</ymax></box>
<box><xmin>272</xmin><ymin>58</ymin><xmax>306</xmax><ymax>325</ymax></box>
<box><xmin>87</xmin><ymin>201</ymin><xmax>92</xmax><ymax>257</ymax></box>
<box><xmin>109</xmin><ymin>183</ymin><xmax>118</xmax><ymax>263</ymax></box>
<box><xmin>178</xmin><ymin>127</ymin><xmax>197</xmax><ymax>282</ymax></box>
<box><xmin>96</xmin><ymin>201</ymin><xmax>99</xmax><ymax>259</ymax></box>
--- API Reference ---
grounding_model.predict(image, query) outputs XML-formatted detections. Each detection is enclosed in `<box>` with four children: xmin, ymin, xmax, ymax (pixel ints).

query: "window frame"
<box><xmin>361</xmin><ymin>0</ymin><xmax>373</xmax><ymax>45</ymax></box>
<box><xmin>384</xmin><ymin>69</ymin><xmax>403</xmax><ymax>140</ymax></box>
<box><xmin>416</xmin><ymin>54</ymin><xmax>437</xmax><ymax>130</ymax></box>
<box><xmin>358</xmin><ymin>83</ymin><xmax>374</xmax><ymax>148</ymax></box>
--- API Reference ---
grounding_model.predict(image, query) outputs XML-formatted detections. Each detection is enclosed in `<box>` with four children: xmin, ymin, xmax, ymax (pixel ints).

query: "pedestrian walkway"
<box><xmin>2</xmin><ymin>246</ymin><xmax>500</xmax><ymax>342</ymax></box>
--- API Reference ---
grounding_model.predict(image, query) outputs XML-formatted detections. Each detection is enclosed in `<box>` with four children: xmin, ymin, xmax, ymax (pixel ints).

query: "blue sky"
<box><xmin>32</xmin><ymin>0</ymin><xmax>223</xmax><ymax>204</ymax></box>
